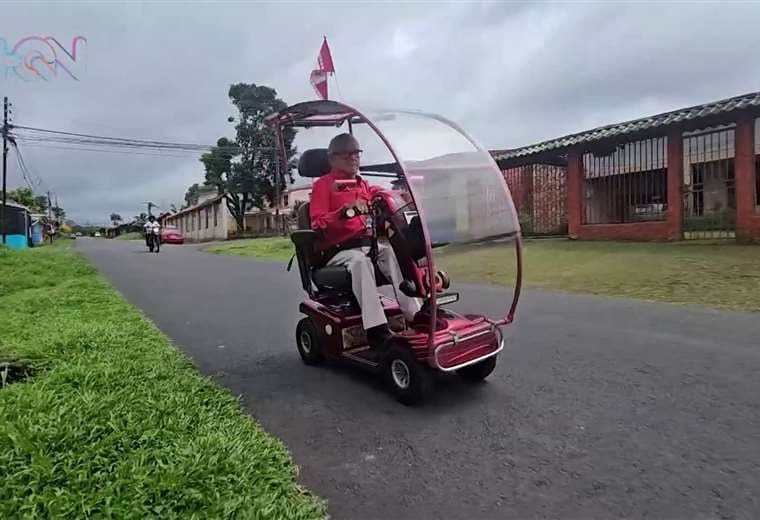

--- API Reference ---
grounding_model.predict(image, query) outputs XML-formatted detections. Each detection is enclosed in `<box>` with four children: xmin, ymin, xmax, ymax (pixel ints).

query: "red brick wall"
<box><xmin>576</xmin><ymin>221</ymin><xmax>676</xmax><ymax>241</ymax></box>
<box><xmin>504</xmin><ymin>166</ymin><xmax>567</xmax><ymax>234</ymax></box>
<box><xmin>735</xmin><ymin>117</ymin><xmax>760</xmax><ymax>242</ymax></box>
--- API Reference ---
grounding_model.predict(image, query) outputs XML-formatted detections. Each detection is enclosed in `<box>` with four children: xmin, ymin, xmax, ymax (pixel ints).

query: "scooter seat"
<box><xmin>312</xmin><ymin>266</ymin><xmax>352</xmax><ymax>292</ymax></box>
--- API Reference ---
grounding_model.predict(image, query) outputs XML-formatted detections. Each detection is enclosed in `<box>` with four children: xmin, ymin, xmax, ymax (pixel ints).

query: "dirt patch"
<box><xmin>1</xmin><ymin>361</ymin><xmax>35</xmax><ymax>388</ymax></box>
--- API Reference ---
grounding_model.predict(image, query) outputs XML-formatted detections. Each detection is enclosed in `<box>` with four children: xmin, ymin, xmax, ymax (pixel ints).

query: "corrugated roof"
<box><xmin>492</xmin><ymin>91</ymin><xmax>760</xmax><ymax>162</ymax></box>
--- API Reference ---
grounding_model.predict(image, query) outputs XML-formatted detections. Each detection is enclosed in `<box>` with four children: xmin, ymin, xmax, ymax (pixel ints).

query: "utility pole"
<box><xmin>2</xmin><ymin>96</ymin><xmax>8</xmax><ymax>245</ymax></box>
<box><xmin>47</xmin><ymin>191</ymin><xmax>53</xmax><ymax>244</ymax></box>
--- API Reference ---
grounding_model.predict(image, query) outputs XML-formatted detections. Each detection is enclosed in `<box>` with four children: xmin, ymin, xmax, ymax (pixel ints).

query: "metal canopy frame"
<box><xmin>266</xmin><ymin>99</ymin><xmax>523</xmax><ymax>360</ymax></box>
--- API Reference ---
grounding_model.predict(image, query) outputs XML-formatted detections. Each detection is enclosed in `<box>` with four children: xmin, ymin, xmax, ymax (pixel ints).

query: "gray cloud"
<box><xmin>2</xmin><ymin>1</ymin><xmax>759</xmax><ymax>224</ymax></box>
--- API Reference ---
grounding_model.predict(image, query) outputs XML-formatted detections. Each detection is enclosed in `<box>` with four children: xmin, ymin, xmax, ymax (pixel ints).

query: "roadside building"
<box><xmin>165</xmin><ymin>186</ymin><xmax>312</xmax><ymax>242</ymax></box>
<box><xmin>493</xmin><ymin>91</ymin><xmax>760</xmax><ymax>242</ymax></box>
<box><xmin>0</xmin><ymin>202</ymin><xmax>32</xmax><ymax>249</ymax></box>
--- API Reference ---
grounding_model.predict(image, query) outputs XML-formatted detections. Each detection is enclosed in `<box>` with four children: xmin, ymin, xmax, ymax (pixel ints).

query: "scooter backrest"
<box><xmin>298</xmin><ymin>148</ymin><xmax>331</xmax><ymax>178</ymax></box>
<box><xmin>296</xmin><ymin>202</ymin><xmax>311</xmax><ymax>230</ymax></box>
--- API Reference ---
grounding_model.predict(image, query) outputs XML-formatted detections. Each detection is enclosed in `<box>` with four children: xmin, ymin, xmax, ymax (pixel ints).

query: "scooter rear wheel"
<box><xmin>296</xmin><ymin>318</ymin><xmax>324</xmax><ymax>366</ymax></box>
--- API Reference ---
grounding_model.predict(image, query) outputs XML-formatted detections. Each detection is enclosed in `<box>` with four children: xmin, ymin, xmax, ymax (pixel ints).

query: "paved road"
<box><xmin>78</xmin><ymin>238</ymin><xmax>760</xmax><ymax>520</ymax></box>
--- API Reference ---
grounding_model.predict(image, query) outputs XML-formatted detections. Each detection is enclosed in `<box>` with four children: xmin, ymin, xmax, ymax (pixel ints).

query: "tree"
<box><xmin>200</xmin><ymin>83</ymin><xmax>297</xmax><ymax>232</ymax></box>
<box><xmin>7</xmin><ymin>187</ymin><xmax>48</xmax><ymax>213</ymax></box>
<box><xmin>183</xmin><ymin>183</ymin><xmax>202</xmax><ymax>207</ymax></box>
<box><xmin>52</xmin><ymin>206</ymin><xmax>65</xmax><ymax>220</ymax></box>
<box><xmin>110</xmin><ymin>213</ymin><xmax>122</xmax><ymax>226</ymax></box>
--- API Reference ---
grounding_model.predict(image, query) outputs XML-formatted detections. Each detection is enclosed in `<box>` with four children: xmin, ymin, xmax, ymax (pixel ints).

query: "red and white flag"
<box><xmin>310</xmin><ymin>37</ymin><xmax>335</xmax><ymax>100</ymax></box>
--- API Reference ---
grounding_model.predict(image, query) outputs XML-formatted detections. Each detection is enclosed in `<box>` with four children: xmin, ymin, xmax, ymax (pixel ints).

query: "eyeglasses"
<box><xmin>331</xmin><ymin>149</ymin><xmax>362</xmax><ymax>159</ymax></box>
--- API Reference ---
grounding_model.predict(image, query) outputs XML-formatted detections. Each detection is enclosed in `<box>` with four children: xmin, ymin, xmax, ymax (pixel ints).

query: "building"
<box><xmin>493</xmin><ymin>91</ymin><xmax>760</xmax><ymax>242</ymax></box>
<box><xmin>163</xmin><ymin>186</ymin><xmax>313</xmax><ymax>242</ymax></box>
<box><xmin>163</xmin><ymin>191</ymin><xmax>231</xmax><ymax>242</ymax></box>
<box><xmin>0</xmin><ymin>202</ymin><xmax>32</xmax><ymax>249</ymax></box>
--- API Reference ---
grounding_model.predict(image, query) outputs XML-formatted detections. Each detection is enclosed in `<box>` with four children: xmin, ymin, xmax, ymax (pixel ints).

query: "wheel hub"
<box><xmin>300</xmin><ymin>330</ymin><xmax>312</xmax><ymax>354</ymax></box>
<box><xmin>391</xmin><ymin>359</ymin><xmax>411</xmax><ymax>389</ymax></box>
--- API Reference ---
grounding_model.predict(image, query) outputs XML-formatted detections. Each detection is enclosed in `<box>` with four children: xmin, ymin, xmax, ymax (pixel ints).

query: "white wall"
<box><xmin>166</xmin><ymin>199</ymin><xmax>230</xmax><ymax>242</ymax></box>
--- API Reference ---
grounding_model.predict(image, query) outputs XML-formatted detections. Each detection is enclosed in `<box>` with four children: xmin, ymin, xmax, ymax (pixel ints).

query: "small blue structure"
<box><xmin>1</xmin><ymin>202</ymin><xmax>32</xmax><ymax>249</ymax></box>
<box><xmin>30</xmin><ymin>214</ymin><xmax>46</xmax><ymax>246</ymax></box>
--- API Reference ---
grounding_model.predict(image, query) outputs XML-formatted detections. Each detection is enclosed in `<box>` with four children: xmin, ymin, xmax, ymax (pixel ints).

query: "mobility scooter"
<box><xmin>266</xmin><ymin>101</ymin><xmax>522</xmax><ymax>404</ymax></box>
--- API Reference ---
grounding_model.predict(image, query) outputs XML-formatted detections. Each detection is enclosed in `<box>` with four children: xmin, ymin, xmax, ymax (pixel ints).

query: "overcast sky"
<box><xmin>3</xmin><ymin>1</ymin><xmax>760</xmax><ymax>224</ymax></box>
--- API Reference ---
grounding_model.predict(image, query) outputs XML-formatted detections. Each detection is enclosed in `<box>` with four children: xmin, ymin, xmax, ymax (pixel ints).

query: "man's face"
<box><xmin>329</xmin><ymin>147</ymin><xmax>361</xmax><ymax>176</ymax></box>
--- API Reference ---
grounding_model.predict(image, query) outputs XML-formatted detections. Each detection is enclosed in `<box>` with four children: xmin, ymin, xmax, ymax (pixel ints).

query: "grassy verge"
<box><xmin>206</xmin><ymin>237</ymin><xmax>294</xmax><ymax>261</ymax></box>
<box><xmin>207</xmin><ymin>236</ymin><xmax>760</xmax><ymax>312</ymax></box>
<box><xmin>439</xmin><ymin>239</ymin><xmax>760</xmax><ymax>312</ymax></box>
<box><xmin>0</xmin><ymin>243</ymin><xmax>326</xmax><ymax>519</ymax></box>
<box><xmin>116</xmin><ymin>231</ymin><xmax>143</xmax><ymax>240</ymax></box>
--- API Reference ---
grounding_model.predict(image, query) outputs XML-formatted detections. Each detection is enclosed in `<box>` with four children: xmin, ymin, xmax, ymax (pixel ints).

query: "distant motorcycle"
<box><xmin>145</xmin><ymin>224</ymin><xmax>161</xmax><ymax>253</ymax></box>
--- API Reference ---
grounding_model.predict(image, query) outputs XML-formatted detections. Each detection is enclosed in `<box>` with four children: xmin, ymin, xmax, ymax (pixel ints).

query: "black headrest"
<box><xmin>298</xmin><ymin>148</ymin><xmax>331</xmax><ymax>178</ymax></box>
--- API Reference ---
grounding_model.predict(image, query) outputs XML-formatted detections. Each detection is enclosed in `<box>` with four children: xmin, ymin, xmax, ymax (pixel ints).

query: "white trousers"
<box><xmin>327</xmin><ymin>243</ymin><xmax>422</xmax><ymax>330</ymax></box>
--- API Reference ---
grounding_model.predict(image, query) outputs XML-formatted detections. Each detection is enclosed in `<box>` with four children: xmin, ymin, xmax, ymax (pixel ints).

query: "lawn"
<box><xmin>206</xmin><ymin>236</ymin><xmax>295</xmax><ymax>261</ymax></box>
<box><xmin>209</xmin><ymin>236</ymin><xmax>760</xmax><ymax>312</ymax></box>
<box><xmin>0</xmin><ymin>242</ymin><xmax>326</xmax><ymax>519</ymax></box>
<box><xmin>116</xmin><ymin>231</ymin><xmax>143</xmax><ymax>240</ymax></box>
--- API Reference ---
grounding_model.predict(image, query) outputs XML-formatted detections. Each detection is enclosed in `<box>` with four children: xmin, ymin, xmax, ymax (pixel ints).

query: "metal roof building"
<box><xmin>491</xmin><ymin>91</ymin><xmax>760</xmax><ymax>242</ymax></box>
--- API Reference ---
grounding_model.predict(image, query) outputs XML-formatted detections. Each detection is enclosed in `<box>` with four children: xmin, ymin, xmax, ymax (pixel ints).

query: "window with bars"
<box><xmin>582</xmin><ymin>136</ymin><xmax>668</xmax><ymax>224</ymax></box>
<box><xmin>683</xmin><ymin>127</ymin><xmax>736</xmax><ymax>216</ymax></box>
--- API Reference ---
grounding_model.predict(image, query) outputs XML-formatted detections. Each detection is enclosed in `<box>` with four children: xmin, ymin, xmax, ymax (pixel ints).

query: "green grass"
<box><xmin>438</xmin><ymin>240</ymin><xmax>760</xmax><ymax>312</ymax></box>
<box><xmin>206</xmin><ymin>237</ymin><xmax>295</xmax><ymax>261</ymax></box>
<box><xmin>116</xmin><ymin>231</ymin><xmax>143</xmax><ymax>240</ymax></box>
<box><xmin>206</xmin><ymin>236</ymin><xmax>760</xmax><ymax>312</ymax></box>
<box><xmin>0</xmin><ymin>244</ymin><xmax>326</xmax><ymax>519</ymax></box>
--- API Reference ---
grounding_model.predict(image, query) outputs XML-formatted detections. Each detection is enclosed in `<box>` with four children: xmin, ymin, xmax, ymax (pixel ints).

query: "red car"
<box><xmin>160</xmin><ymin>225</ymin><xmax>184</xmax><ymax>244</ymax></box>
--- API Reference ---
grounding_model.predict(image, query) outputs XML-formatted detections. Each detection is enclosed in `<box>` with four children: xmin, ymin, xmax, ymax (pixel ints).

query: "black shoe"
<box><xmin>366</xmin><ymin>324</ymin><xmax>392</xmax><ymax>350</ymax></box>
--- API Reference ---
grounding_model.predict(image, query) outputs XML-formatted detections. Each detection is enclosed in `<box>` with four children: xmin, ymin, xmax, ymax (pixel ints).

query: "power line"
<box><xmin>16</xmin><ymin>142</ymin><xmax>222</xmax><ymax>159</ymax></box>
<box><xmin>10</xmin><ymin>125</ymin><xmax>248</xmax><ymax>153</ymax></box>
<box><xmin>14</xmin><ymin>148</ymin><xmax>35</xmax><ymax>191</ymax></box>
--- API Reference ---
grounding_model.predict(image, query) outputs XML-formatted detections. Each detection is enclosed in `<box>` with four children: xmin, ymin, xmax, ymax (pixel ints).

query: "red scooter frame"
<box><xmin>267</xmin><ymin>101</ymin><xmax>522</xmax><ymax>404</ymax></box>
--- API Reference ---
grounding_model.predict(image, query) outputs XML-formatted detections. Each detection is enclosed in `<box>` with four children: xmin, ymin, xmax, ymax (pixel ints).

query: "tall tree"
<box><xmin>52</xmin><ymin>206</ymin><xmax>65</xmax><ymax>220</ymax></box>
<box><xmin>183</xmin><ymin>183</ymin><xmax>202</xmax><ymax>207</ymax></box>
<box><xmin>110</xmin><ymin>213</ymin><xmax>122</xmax><ymax>226</ymax></box>
<box><xmin>7</xmin><ymin>187</ymin><xmax>48</xmax><ymax>213</ymax></box>
<box><xmin>200</xmin><ymin>83</ymin><xmax>297</xmax><ymax>232</ymax></box>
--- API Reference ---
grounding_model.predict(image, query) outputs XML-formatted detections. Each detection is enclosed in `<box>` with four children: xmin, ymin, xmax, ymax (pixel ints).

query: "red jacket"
<box><xmin>310</xmin><ymin>170</ymin><xmax>383</xmax><ymax>251</ymax></box>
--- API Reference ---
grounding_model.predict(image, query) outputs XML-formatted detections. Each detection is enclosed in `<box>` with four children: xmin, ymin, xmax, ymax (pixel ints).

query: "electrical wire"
<box><xmin>9</xmin><ymin>125</ymin><xmax>266</xmax><ymax>154</ymax></box>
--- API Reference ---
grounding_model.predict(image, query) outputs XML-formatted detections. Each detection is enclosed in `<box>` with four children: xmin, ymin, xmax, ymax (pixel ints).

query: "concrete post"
<box><xmin>567</xmin><ymin>149</ymin><xmax>584</xmax><ymax>239</ymax></box>
<box><xmin>734</xmin><ymin>115</ymin><xmax>759</xmax><ymax>242</ymax></box>
<box><xmin>666</xmin><ymin>129</ymin><xmax>684</xmax><ymax>240</ymax></box>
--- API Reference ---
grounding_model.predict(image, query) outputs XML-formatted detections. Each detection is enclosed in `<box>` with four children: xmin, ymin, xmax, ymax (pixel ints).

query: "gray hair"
<box><xmin>328</xmin><ymin>133</ymin><xmax>361</xmax><ymax>155</ymax></box>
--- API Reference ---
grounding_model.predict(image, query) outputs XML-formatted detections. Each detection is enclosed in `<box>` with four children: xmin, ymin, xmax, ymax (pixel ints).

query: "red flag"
<box><xmin>317</xmin><ymin>37</ymin><xmax>335</xmax><ymax>73</ymax></box>
<box><xmin>310</xmin><ymin>69</ymin><xmax>328</xmax><ymax>100</ymax></box>
<box><xmin>310</xmin><ymin>37</ymin><xmax>334</xmax><ymax>100</ymax></box>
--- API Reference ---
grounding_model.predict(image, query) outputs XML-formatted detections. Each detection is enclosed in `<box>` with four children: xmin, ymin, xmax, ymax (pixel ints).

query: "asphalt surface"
<box><xmin>78</xmin><ymin>238</ymin><xmax>760</xmax><ymax>520</ymax></box>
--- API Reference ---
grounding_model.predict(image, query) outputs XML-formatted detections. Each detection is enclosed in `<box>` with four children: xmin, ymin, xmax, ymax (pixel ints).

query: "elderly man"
<box><xmin>310</xmin><ymin>133</ymin><xmax>421</xmax><ymax>350</ymax></box>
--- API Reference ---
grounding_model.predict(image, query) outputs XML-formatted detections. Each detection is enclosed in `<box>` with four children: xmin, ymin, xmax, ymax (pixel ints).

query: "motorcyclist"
<box><xmin>144</xmin><ymin>215</ymin><xmax>160</xmax><ymax>251</ymax></box>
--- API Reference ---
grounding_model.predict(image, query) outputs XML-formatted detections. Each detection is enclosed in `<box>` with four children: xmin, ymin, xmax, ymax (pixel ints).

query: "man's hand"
<box><xmin>343</xmin><ymin>200</ymin><xmax>369</xmax><ymax>215</ymax></box>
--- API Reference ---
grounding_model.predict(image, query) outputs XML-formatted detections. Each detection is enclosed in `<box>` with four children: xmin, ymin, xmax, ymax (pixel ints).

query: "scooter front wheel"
<box><xmin>384</xmin><ymin>343</ymin><xmax>432</xmax><ymax>405</ymax></box>
<box><xmin>457</xmin><ymin>356</ymin><xmax>497</xmax><ymax>383</ymax></box>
